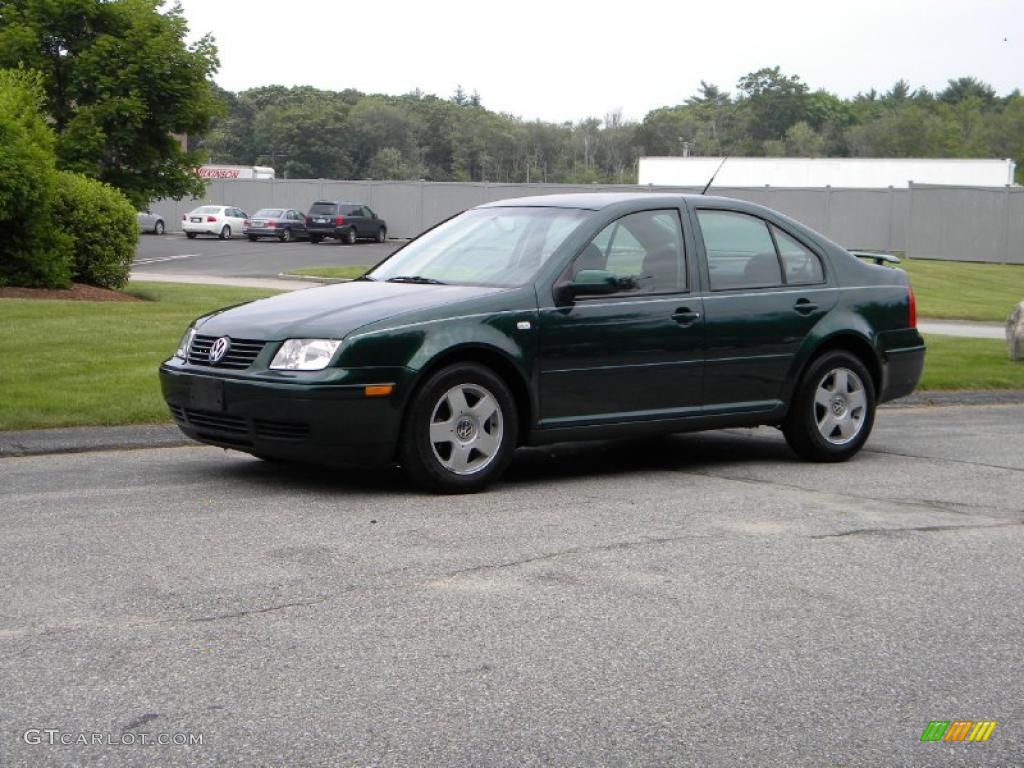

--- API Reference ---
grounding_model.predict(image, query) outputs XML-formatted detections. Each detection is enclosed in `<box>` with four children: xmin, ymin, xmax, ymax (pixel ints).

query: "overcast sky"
<box><xmin>176</xmin><ymin>0</ymin><xmax>1022</xmax><ymax>123</ymax></box>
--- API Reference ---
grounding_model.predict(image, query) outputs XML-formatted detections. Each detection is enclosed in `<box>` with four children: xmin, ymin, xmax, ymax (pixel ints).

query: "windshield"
<box><xmin>254</xmin><ymin>208</ymin><xmax>284</xmax><ymax>218</ymax></box>
<box><xmin>368</xmin><ymin>207</ymin><xmax>590</xmax><ymax>287</ymax></box>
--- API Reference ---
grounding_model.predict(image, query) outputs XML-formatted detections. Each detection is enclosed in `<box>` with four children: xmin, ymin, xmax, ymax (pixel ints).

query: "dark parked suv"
<box><xmin>305</xmin><ymin>201</ymin><xmax>387</xmax><ymax>244</ymax></box>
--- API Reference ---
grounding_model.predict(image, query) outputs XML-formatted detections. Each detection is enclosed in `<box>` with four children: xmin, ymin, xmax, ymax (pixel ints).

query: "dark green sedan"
<box><xmin>160</xmin><ymin>193</ymin><xmax>924</xmax><ymax>492</ymax></box>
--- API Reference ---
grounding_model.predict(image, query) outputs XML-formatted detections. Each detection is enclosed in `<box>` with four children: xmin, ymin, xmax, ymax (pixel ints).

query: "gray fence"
<box><xmin>153</xmin><ymin>180</ymin><xmax>1023</xmax><ymax>264</ymax></box>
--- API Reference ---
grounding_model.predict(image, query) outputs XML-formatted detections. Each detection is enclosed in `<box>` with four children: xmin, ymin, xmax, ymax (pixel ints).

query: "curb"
<box><xmin>0</xmin><ymin>424</ymin><xmax>193</xmax><ymax>458</ymax></box>
<box><xmin>880</xmin><ymin>390</ymin><xmax>1024</xmax><ymax>408</ymax></box>
<box><xmin>276</xmin><ymin>273</ymin><xmax>349</xmax><ymax>284</ymax></box>
<box><xmin>2</xmin><ymin>391</ymin><xmax>1022</xmax><ymax>459</ymax></box>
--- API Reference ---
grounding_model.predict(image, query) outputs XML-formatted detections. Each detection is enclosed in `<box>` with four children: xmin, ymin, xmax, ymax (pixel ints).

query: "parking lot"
<box><xmin>132</xmin><ymin>232</ymin><xmax>400</xmax><ymax>280</ymax></box>
<box><xmin>2</xmin><ymin>404</ymin><xmax>1022</xmax><ymax>766</ymax></box>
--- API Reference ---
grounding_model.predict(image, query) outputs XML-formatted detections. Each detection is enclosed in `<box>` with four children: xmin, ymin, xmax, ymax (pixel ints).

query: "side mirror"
<box><xmin>568</xmin><ymin>269</ymin><xmax>619</xmax><ymax>297</ymax></box>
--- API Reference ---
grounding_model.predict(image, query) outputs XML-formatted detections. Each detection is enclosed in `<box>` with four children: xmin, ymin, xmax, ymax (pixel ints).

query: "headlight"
<box><xmin>175</xmin><ymin>327</ymin><xmax>196</xmax><ymax>360</ymax></box>
<box><xmin>270</xmin><ymin>339</ymin><xmax>342</xmax><ymax>371</ymax></box>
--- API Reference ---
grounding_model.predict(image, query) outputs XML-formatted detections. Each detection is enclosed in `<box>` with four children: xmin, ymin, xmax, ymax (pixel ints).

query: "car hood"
<box><xmin>194</xmin><ymin>280</ymin><xmax>508</xmax><ymax>340</ymax></box>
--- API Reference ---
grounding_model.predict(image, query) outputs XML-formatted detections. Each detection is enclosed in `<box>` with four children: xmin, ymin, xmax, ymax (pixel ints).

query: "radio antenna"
<box><xmin>701</xmin><ymin>157</ymin><xmax>729</xmax><ymax>195</ymax></box>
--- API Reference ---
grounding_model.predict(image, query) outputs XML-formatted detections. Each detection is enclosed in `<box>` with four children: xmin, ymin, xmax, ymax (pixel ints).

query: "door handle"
<box><xmin>672</xmin><ymin>308</ymin><xmax>701</xmax><ymax>325</ymax></box>
<box><xmin>793</xmin><ymin>298</ymin><xmax>819</xmax><ymax>314</ymax></box>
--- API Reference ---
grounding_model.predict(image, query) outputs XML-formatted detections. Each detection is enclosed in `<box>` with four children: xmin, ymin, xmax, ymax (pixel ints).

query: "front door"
<box><xmin>538</xmin><ymin>208</ymin><xmax>704</xmax><ymax>427</ymax></box>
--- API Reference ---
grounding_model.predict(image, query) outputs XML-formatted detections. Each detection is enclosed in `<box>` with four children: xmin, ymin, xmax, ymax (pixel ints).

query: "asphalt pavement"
<box><xmin>2</xmin><ymin>404</ymin><xmax>1022</xmax><ymax>767</ymax></box>
<box><xmin>132</xmin><ymin>231</ymin><xmax>400</xmax><ymax>279</ymax></box>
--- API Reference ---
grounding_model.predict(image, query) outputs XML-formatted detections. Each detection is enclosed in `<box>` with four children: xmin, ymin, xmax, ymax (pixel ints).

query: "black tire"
<box><xmin>280</xmin><ymin>228</ymin><xmax>293</xmax><ymax>243</ymax></box>
<box><xmin>247</xmin><ymin>235</ymin><xmax>258</xmax><ymax>242</ymax></box>
<box><xmin>399</xmin><ymin>363</ymin><xmax>518</xmax><ymax>493</ymax></box>
<box><xmin>186</xmin><ymin>232</ymin><xmax>197</xmax><ymax>239</ymax></box>
<box><xmin>219</xmin><ymin>225</ymin><xmax>231</xmax><ymax>240</ymax></box>
<box><xmin>783</xmin><ymin>350</ymin><xmax>876</xmax><ymax>462</ymax></box>
<box><xmin>154</xmin><ymin>220</ymin><xmax>165</xmax><ymax>235</ymax></box>
<box><xmin>309</xmin><ymin>236</ymin><xmax>322</xmax><ymax>244</ymax></box>
<box><xmin>375</xmin><ymin>227</ymin><xmax>386</xmax><ymax>243</ymax></box>
<box><xmin>343</xmin><ymin>228</ymin><xmax>357</xmax><ymax>245</ymax></box>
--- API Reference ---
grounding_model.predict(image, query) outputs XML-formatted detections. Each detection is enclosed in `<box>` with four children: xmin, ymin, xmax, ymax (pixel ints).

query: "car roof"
<box><xmin>311</xmin><ymin>200</ymin><xmax>367</xmax><ymax>206</ymax></box>
<box><xmin>476</xmin><ymin>192</ymin><xmax>739</xmax><ymax>210</ymax></box>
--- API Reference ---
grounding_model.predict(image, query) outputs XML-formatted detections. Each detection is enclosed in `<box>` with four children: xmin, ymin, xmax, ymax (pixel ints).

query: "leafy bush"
<box><xmin>51</xmin><ymin>171</ymin><xmax>139</xmax><ymax>289</ymax></box>
<box><xmin>0</xmin><ymin>70</ymin><xmax>73</xmax><ymax>288</ymax></box>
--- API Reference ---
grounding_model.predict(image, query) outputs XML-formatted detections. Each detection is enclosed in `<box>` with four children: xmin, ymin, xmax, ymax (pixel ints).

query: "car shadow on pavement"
<box><xmin>205</xmin><ymin>427</ymin><xmax>796</xmax><ymax>494</ymax></box>
<box><xmin>501</xmin><ymin>428</ymin><xmax>797</xmax><ymax>487</ymax></box>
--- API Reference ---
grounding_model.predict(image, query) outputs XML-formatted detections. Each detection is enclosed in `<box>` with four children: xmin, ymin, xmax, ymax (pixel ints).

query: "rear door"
<box><xmin>693</xmin><ymin>208</ymin><xmax>836</xmax><ymax>413</ymax></box>
<box><xmin>538</xmin><ymin>208</ymin><xmax>703</xmax><ymax>427</ymax></box>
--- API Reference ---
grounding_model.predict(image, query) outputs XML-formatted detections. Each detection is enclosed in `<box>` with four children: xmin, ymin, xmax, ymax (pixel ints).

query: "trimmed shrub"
<box><xmin>51</xmin><ymin>171</ymin><xmax>139</xmax><ymax>289</ymax></box>
<box><xmin>0</xmin><ymin>70</ymin><xmax>73</xmax><ymax>288</ymax></box>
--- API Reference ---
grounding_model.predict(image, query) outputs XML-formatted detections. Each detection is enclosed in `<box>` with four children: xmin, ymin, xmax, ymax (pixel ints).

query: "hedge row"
<box><xmin>0</xmin><ymin>70</ymin><xmax>138</xmax><ymax>290</ymax></box>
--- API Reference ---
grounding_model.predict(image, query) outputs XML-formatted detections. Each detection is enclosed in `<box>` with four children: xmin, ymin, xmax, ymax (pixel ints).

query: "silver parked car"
<box><xmin>137</xmin><ymin>209</ymin><xmax>165</xmax><ymax>235</ymax></box>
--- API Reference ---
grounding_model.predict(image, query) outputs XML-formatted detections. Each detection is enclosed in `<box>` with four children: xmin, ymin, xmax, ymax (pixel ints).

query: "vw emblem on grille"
<box><xmin>208</xmin><ymin>337</ymin><xmax>231</xmax><ymax>363</ymax></box>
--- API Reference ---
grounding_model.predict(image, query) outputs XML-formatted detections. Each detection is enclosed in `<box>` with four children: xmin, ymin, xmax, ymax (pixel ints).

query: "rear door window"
<box><xmin>697</xmin><ymin>210</ymin><xmax>783</xmax><ymax>290</ymax></box>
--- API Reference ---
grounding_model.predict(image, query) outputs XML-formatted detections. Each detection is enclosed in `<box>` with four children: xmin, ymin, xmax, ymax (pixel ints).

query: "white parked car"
<box><xmin>182</xmin><ymin>205</ymin><xmax>248</xmax><ymax>239</ymax></box>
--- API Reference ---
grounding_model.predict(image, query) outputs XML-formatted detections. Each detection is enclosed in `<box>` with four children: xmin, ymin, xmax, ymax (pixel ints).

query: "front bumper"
<box><xmin>159</xmin><ymin>363</ymin><xmax>410</xmax><ymax>466</ymax></box>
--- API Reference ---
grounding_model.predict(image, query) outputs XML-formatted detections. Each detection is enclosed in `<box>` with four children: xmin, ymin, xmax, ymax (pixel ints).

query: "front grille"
<box><xmin>254</xmin><ymin>419</ymin><xmax>310</xmax><ymax>441</ymax></box>
<box><xmin>182</xmin><ymin>408</ymin><xmax>248</xmax><ymax>434</ymax></box>
<box><xmin>188</xmin><ymin>334</ymin><xmax>265</xmax><ymax>370</ymax></box>
<box><xmin>172</xmin><ymin>407</ymin><xmax>310</xmax><ymax>444</ymax></box>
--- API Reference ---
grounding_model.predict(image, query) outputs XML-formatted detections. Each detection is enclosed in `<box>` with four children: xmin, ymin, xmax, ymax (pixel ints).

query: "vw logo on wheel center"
<box><xmin>208</xmin><ymin>337</ymin><xmax>231</xmax><ymax>363</ymax></box>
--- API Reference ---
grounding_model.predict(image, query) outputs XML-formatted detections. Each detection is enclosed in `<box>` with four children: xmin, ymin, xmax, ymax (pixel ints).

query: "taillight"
<box><xmin>243</xmin><ymin>219</ymin><xmax>250</xmax><ymax>227</ymax></box>
<box><xmin>267</xmin><ymin>220</ymin><xmax>276</xmax><ymax>228</ymax></box>
<box><xmin>207</xmin><ymin>215</ymin><xmax>217</xmax><ymax>222</ymax></box>
<box><xmin>334</xmin><ymin>215</ymin><xmax>345</xmax><ymax>225</ymax></box>
<box><xmin>908</xmin><ymin>285</ymin><xmax>917</xmax><ymax>328</ymax></box>
<box><xmin>305</xmin><ymin>216</ymin><xmax>311</xmax><ymax>225</ymax></box>
<box><xmin>182</xmin><ymin>214</ymin><xmax>186</xmax><ymax>220</ymax></box>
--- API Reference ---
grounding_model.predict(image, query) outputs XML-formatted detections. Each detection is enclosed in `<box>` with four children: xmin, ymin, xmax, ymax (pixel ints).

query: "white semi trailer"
<box><xmin>638</xmin><ymin>157</ymin><xmax>1016</xmax><ymax>188</ymax></box>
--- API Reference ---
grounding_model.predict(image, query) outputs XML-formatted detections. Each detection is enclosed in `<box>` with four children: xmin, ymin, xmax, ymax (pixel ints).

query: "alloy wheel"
<box><xmin>428</xmin><ymin>383</ymin><xmax>503</xmax><ymax>475</ymax></box>
<box><xmin>814</xmin><ymin>367</ymin><xmax>867</xmax><ymax>445</ymax></box>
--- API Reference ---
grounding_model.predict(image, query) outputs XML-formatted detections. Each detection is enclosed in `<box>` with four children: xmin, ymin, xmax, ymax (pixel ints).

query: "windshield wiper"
<box><xmin>385</xmin><ymin>275</ymin><xmax>447</xmax><ymax>285</ymax></box>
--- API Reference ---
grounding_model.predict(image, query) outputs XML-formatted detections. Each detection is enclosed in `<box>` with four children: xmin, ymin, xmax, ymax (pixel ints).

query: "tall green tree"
<box><xmin>0</xmin><ymin>0</ymin><xmax>221</xmax><ymax>207</ymax></box>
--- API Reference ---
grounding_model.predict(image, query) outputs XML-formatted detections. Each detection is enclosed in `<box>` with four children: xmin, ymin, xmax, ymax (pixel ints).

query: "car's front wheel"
<box><xmin>375</xmin><ymin>227</ymin><xmax>386</xmax><ymax>243</ymax></box>
<box><xmin>783</xmin><ymin>350</ymin><xmax>876</xmax><ymax>462</ymax></box>
<box><xmin>399</xmin><ymin>363</ymin><xmax>518</xmax><ymax>493</ymax></box>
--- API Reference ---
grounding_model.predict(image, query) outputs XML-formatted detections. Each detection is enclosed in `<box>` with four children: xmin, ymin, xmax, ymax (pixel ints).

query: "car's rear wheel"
<box><xmin>280</xmin><ymin>228</ymin><xmax>292</xmax><ymax>243</ymax></box>
<box><xmin>375</xmin><ymin>227</ymin><xmax>386</xmax><ymax>243</ymax></box>
<box><xmin>400</xmin><ymin>363</ymin><xmax>518</xmax><ymax>493</ymax></box>
<box><xmin>154</xmin><ymin>220</ymin><xmax>164</xmax><ymax>235</ymax></box>
<box><xmin>309</xmin><ymin>236</ymin><xmax>322</xmax><ymax>244</ymax></box>
<box><xmin>783</xmin><ymin>350</ymin><xmax>876</xmax><ymax>462</ymax></box>
<box><xmin>343</xmin><ymin>228</ymin><xmax>357</xmax><ymax>245</ymax></box>
<box><xmin>186</xmin><ymin>232</ymin><xmax>197</xmax><ymax>239</ymax></box>
<box><xmin>247</xmin><ymin>235</ymin><xmax>258</xmax><ymax>242</ymax></box>
<box><xmin>219</xmin><ymin>225</ymin><xmax>231</xmax><ymax>240</ymax></box>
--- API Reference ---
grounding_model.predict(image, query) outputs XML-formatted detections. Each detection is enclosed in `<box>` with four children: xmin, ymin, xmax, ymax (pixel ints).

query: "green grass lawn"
<box><xmin>1</xmin><ymin>281</ymin><xmax>1021</xmax><ymax>432</ymax></box>
<box><xmin>286</xmin><ymin>265</ymin><xmax>370</xmax><ymax>280</ymax></box>
<box><xmin>917</xmin><ymin>334</ymin><xmax>1024</xmax><ymax>391</ymax></box>
<box><xmin>0</xmin><ymin>282</ymin><xmax>278</xmax><ymax>430</ymax></box>
<box><xmin>899</xmin><ymin>258</ymin><xmax>1024</xmax><ymax>322</ymax></box>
